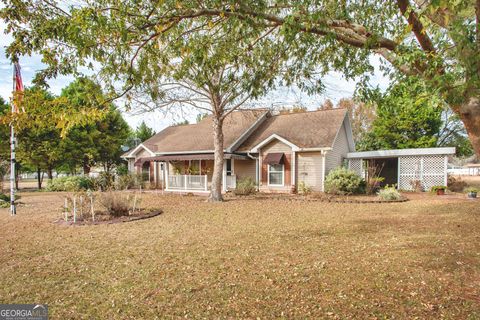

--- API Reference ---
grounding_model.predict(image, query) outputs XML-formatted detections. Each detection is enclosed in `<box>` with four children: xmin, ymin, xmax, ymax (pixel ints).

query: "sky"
<box><xmin>0</xmin><ymin>20</ymin><xmax>391</xmax><ymax>133</ymax></box>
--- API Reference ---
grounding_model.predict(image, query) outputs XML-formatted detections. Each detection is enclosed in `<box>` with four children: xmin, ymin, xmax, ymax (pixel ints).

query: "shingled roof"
<box><xmin>141</xmin><ymin>109</ymin><xmax>267</xmax><ymax>153</ymax></box>
<box><xmin>237</xmin><ymin>108</ymin><xmax>348</xmax><ymax>151</ymax></box>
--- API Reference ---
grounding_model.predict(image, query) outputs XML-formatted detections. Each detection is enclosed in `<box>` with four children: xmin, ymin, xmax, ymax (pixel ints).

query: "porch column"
<box><xmin>292</xmin><ymin>151</ymin><xmax>296</xmax><ymax>188</ymax></box>
<box><xmin>222</xmin><ymin>161</ymin><xmax>227</xmax><ymax>192</ymax></box>
<box><xmin>153</xmin><ymin>161</ymin><xmax>158</xmax><ymax>188</ymax></box>
<box><xmin>255</xmin><ymin>158</ymin><xmax>259</xmax><ymax>190</ymax></box>
<box><xmin>165</xmin><ymin>162</ymin><xmax>169</xmax><ymax>190</ymax></box>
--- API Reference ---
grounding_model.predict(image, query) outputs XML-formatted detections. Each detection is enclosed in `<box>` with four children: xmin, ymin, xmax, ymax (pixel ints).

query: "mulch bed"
<box><xmin>54</xmin><ymin>210</ymin><xmax>163</xmax><ymax>226</ymax></box>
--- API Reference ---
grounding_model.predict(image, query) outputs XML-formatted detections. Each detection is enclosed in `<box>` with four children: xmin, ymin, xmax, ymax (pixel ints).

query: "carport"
<box><xmin>346</xmin><ymin>147</ymin><xmax>456</xmax><ymax>191</ymax></box>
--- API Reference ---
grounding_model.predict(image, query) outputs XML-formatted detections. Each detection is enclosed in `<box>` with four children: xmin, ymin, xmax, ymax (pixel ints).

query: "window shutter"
<box><xmin>284</xmin><ymin>154</ymin><xmax>291</xmax><ymax>186</ymax></box>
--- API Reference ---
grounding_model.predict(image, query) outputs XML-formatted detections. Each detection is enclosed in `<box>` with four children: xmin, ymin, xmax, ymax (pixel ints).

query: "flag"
<box><xmin>13</xmin><ymin>62</ymin><xmax>24</xmax><ymax>113</ymax></box>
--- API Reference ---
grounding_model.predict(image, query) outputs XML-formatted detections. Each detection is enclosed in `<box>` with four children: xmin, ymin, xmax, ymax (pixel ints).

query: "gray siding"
<box><xmin>297</xmin><ymin>152</ymin><xmax>324</xmax><ymax>191</ymax></box>
<box><xmin>325</xmin><ymin>120</ymin><xmax>351</xmax><ymax>175</ymax></box>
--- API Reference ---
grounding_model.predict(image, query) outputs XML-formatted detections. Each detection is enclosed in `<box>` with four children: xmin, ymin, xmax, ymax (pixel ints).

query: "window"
<box><xmin>268</xmin><ymin>164</ymin><xmax>284</xmax><ymax>186</ymax></box>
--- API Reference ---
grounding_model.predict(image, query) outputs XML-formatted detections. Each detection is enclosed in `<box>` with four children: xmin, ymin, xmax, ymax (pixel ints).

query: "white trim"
<box><xmin>346</xmin><ymin>147</ymin><xmax>456</xmax><ymax>159</ymax></box>
<box><xmin>321</xmin><ymin>151</ymin><xmax>327</xmax><ymax>192</ymax></box>
<box><xmin>292</xmin><ymin>151</ymin><xmax>296</xmax><ymax>187</ymax></box>
<box><xmin>250</xmin><ymin>134</ymin><xmax>300</xmax><ymax>153</ymax></box>
<box><xmin>222</xmin><ymin>161</ymin><xmax>227</xmax><ymax>192</ymax></box>
<box><xmin>267</xmin><ymin>163</ymin><xmax>285</xmax><ymax>187</ymax></box>
<box><xmin>298</xmin><ymin>147</ymin><xmax>332</xmax><ymax>152</ymax></box>
<box><xmin>124</xmin><ymin>143</ymin><xmax>156</xmax><ymax>158</ymax></box>
<box><xmin>444</xmin><ymin>155</ymin><xmax>448</xmax><ymax>186</ymax></box>
<box><xmin>226</xmin><ymin>111</ymin><xmax>269</xmax><ymax>152</ymax></box>
<box><xmin>342</xmin><ymin>113</ymin><xmax>356</xmax><ymax>152</ymax></box>
<box><xmin>155</xmin><ymin>150</ymin><xmax>216</xmax><ymax>155</ymax></box>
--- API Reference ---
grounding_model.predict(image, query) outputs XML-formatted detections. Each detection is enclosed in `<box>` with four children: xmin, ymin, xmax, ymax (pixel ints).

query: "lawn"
<box><xmin>0</xmin><ymin>192</ymin><xmax>479</xmax><ymax>319</ymax></box>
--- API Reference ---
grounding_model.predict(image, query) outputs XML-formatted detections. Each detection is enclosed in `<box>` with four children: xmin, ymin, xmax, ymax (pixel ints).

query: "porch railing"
<box><xmin>167</xmin><ymin>175</ymin><xmax>208</xmax><ymax>191</ymax></box>
<box><xmin>226</xmin><ymin>175</ymin><xmax>236</xmax><ymax>189</ymax></box>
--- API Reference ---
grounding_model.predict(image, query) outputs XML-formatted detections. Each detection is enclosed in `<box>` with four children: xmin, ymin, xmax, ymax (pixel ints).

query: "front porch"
<box><xmin>136</xmin><ymin>153</ymin><xmax>254</xmax><ymax>193</ymax></box>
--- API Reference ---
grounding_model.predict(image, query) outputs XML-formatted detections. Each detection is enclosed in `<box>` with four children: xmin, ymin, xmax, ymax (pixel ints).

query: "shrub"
<box><xmin>430</xmin><ymin>185</ymin><xmax>447</xmax><ymax>193</ymax></box>
<box><xmin>98</xmin><ymin>191</ymin><xmax>131</xmax><ymax>217</ymax></box>
<box><xmin>465</xmin><ymin>187</ymin><xmax>479</xmax><ymax>193</ymax></box>
<box><xmin>377</xmin><ymin>185</ymin><xmax>402</xmax><ymax>201</ymax></box>
<box><xmin>298</xmin><ymin>181</ymin><xmax>312</xmax><ymax>195</ymax></box>
<box><xmin>116</xmin><ymin>164</ymin><xmax>129</xmax><ymax>176</ymax></box>
<box><xmin>116</xmin><ymin>173</ymin><xmax>136</xmax><ymax>190</ymax></box>
<box><xmin>47</xmin><ymin>176</ymin><xmax>95</xmax><ymax>192</ymax></box>
<box><xmin>234</xmin><ymin>177</ymin><xmax>257</xmax><ymax>196</ymax></box>
<box><xmin>447</xmin><ymin>175</ymin><xmax>467</xmax><ymax>192</ymax></box>
<box><xmin>0</xmin><ymin>192</ymin><xmax>20</xmax><ymax>208</ymax></box>
<box><xmin>94</xmin><ymin>172</ymin><xmax>115</xmax><ymax>191</ymax></box>
<box><xmin>324</xmin><ymin>167</ymin><xmax>365</xmax><ymax>195</ymax></box>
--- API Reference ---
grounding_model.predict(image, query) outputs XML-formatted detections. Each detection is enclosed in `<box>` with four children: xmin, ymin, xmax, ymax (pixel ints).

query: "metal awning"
<box><xmin>263</xmin><ymin>152</ymin><xmax>285</xmax><ymax>165</ymax></box>
<box><xmin>134</xmin><ymin>153</ymin><xmax>249</xmax><ymax>166</ymax></box>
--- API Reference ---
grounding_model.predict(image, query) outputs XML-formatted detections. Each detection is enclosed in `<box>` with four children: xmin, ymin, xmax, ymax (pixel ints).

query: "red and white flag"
<box><xmin>13</xmin><ymin>62</ymin><xmax>24</xmax><ymax>113</ymax></box>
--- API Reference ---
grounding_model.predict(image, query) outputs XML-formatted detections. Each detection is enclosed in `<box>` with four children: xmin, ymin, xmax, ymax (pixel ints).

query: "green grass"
<box><xmin>0</xmin><ymin>192</ymin><xmax>479</xmax><ymax>319</ymax></box>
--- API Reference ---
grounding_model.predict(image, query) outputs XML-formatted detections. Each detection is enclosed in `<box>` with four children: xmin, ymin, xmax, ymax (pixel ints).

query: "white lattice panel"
<box><xmin>399</xmin><ymin>155</ymin><xmax>447</xmax><ymax>191</ymax></box>
<box><xmin>348</xmin><ymin>159</ymin><xmax>363</xmax><ymax>177</ymax></box>
<box><xmin>422</xmin><ymin>155</ymin><xmax>447</xmax><ymax>190</ymax></box>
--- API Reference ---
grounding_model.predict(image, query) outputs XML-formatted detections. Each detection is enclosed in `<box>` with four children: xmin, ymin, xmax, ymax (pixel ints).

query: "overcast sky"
<box><xmin>0</xmin><ymin>20</ymin><xmax>391</xmax><ymax>132</ymax></box>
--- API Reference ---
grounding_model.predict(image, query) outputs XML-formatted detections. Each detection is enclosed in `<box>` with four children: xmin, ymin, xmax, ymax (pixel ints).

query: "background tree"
<box><xmin>339</xmin><ymin>98</ymin><xmax>376</xmax><ymax>147</ymax></box>
<box><xmin>15</xmin><ymin>87</ymin><xmax>64</xmax><ymax>188</ymax></box>
<box><xmin>59</xmin><ymin>78</ymin><xmax>131</xmax><ymax>174</ymax></box>
<box><xmin>135</xmin><ymin>121</ymin><xmax>155</xmax><ymax>142</ymax></box>
<box><xmin>357</xmin><ymin>78</ymin><xmax>443</xmax><ymax>151</ymax></box>
<box><xmin>93</xmin><ymin>108</ymin><xmax>131</xmax><ymax>173</ymax></box>
<box><xmin>0</xmin><ymin>97</ymin><xmax>9</xmax><ymax>160</ymax></box>
<box><xmin>0</xmin><ymin>98</ymin><xmax>10</xmax><ymax>192</ymax></box>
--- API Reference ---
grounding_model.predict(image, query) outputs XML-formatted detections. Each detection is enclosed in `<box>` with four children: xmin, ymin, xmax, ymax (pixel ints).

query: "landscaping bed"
<box><xmin>54</xmin><ymin>209</ymin><xmax>163</xmax><ymax>226</ymax></box>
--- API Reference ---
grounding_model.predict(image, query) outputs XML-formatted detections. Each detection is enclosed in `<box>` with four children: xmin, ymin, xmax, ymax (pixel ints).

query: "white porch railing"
<box><xmin>226</xmin><ymin>175</ymin><xmax>236</xmax><ymax>189</ymax></box>
<box><xmin>167</xmin><ymin>175</ymin><xmax>208</xmax><ymax>191</ymax></box>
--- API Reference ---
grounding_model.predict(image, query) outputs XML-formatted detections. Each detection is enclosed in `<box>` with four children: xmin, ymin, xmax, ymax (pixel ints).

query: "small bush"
<box><xmin>0</xmin><ymin>193</ymin><xmax>20</xmax><ymax>208</ymax></box>
<box><xmin>98</xmin><ymin>191</ymin><xmax>131</xmax><ymax>217</ymax></box>
<box><xmin>116</xmin><ymin>164</ymin><xmax>129</xmax><ymax>176</ymax></box>
<box><xmin>47</xmin><ymin>176</ymin><xmax>95</xmax><ymax>192</ymax></box>
<box><xmin>465</xmin><ymin>186</ymin><xmax>479</xmax><ymax>193</ymax></box>
<box><xmin>116</xmin><ymin>173</ymin><xmax>136</xmax><ymax>190</ymax></box>
<box><xmin>234</xmin><ymin>177</ymin><xmax>257</xmax><ymax>196</ymax></box>
<box><xmin>447</xmin><ymin>175</ymin><xmax>467</xmax><ymax>192</ymax></box>
<box><xmin>377</xmin><ymin>185</ymin><xmax>402</xmax><ymax>201</ymax></box>
<box><xmin>94</xmin><ymin>172</ymin><xmax>115</xmax><ymax>191</ymax></box>
<box><xmin>324</xmin><ymin>167</ymin><xmax>365</xmax><ymax>195</ymax></box>
<box><xmin>430</xmin><ymin>185</ymin><xmax>447</xmax><ymax>193</ymax></box>
<box><xmin>298</xmin><ymin>181</ymin><xmax>312</xmax><ymax>195</ymax></box>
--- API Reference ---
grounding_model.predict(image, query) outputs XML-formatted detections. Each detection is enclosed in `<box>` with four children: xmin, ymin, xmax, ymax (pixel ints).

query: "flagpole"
<box><xmin>10</xmin><ymin>65</ymin><xmax>16</xmax><ymax>216</ymax></box>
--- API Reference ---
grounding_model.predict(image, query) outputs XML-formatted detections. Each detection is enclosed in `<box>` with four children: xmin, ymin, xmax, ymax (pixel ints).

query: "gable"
<box><xmin>238</xmin><ymin>109</ymin><xmax>348</xmax><ymax>152</ymax></box>
<box><xmin>261</xmin><ymin>139</ymin><xmax>293</xmax><ymax>154</ymax></box>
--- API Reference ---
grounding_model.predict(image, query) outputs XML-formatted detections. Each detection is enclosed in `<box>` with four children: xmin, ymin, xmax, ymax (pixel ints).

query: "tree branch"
<box><xmin>397</xmin><ymin>0</ymin><xmax>436</xmax><ymax>54</ymax></box>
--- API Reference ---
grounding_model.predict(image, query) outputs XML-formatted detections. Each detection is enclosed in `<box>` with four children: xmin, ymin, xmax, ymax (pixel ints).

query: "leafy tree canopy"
<box><xmin>357</xmin><ymin>77</ymin><xmax>443</xmax><ymax>151</ymax></box>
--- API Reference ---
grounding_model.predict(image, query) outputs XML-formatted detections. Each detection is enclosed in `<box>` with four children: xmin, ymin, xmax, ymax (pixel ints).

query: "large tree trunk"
<box><xmin>459</xmin><ymin>96</ymin><xmax>480</xmax><ymax>157</ymax></box>
<box><xmin>47</xmin><ymin>167</ymin><xmax>53</xmax><ymax>180</ymax></box>
<box><xmin>209</xmin><ymin>116</ymin><xmax>224</xmax><ymax>202</ymax></box>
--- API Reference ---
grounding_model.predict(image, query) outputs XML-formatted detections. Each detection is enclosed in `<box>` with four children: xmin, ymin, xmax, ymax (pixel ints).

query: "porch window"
<box><xmin>268</xmin><ymin>164</ymin><xmax>284</xmax><ymax>186</ymax></box>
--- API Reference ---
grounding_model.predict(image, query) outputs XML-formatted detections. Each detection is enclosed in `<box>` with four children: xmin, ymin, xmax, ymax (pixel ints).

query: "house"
<box><xmin>122</xmin><ymin>109</ymin><xmax>455</xmax><ymax>193</ymax></box>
